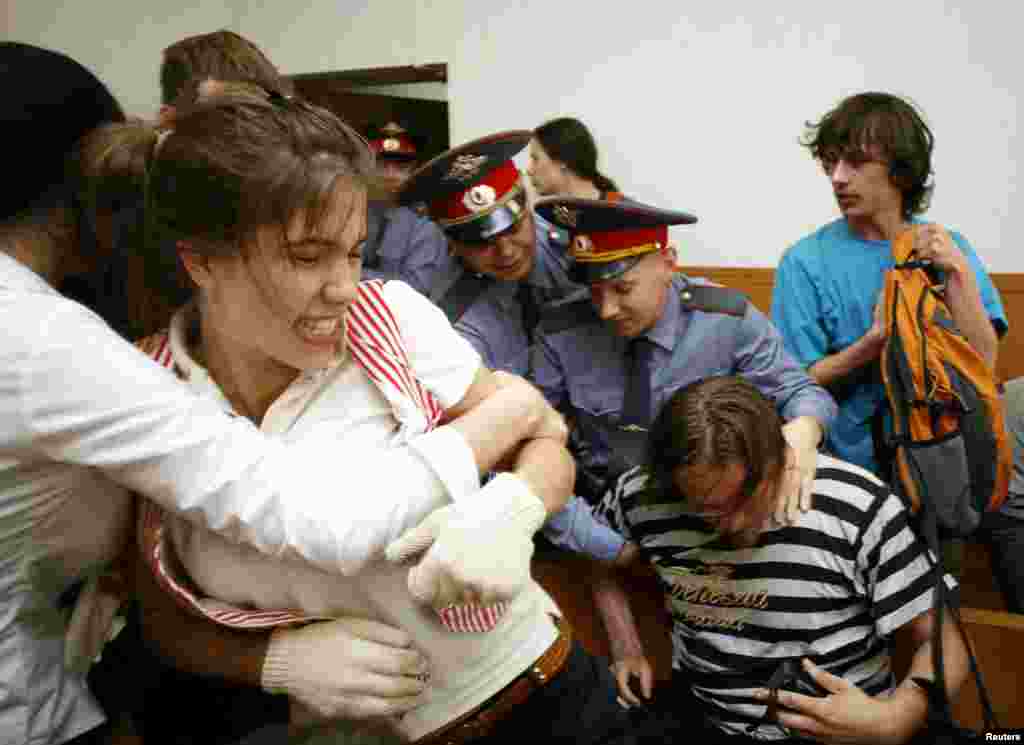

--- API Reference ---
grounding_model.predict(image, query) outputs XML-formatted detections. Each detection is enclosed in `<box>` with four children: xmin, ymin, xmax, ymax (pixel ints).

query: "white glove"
<box><xmin>261</xmin><ymin>617</ymin><xmax>429</xmax><ymax>721</ymax></box>
<box><xmin>385</xmin><ymin>473</ymin><xmax>547</xmax><ymax>609</ymax></box>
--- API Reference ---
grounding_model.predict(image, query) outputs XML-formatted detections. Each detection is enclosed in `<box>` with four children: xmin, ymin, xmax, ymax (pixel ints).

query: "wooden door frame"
<box><xmin>290</xmin><ymin>63</ymin><xmax>446</xmax><ymax>89</ymax></box>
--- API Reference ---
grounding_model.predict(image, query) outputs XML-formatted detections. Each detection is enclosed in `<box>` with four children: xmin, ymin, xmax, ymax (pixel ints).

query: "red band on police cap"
<box><xmin>572</xmin><ymin>225</ymin><xmax>668</xmax><ymax>263</ymax></box>
<box><xmin>429</xmin><ymin>160</ymin><xmax>522</xmax><ymax>223</ymax></box>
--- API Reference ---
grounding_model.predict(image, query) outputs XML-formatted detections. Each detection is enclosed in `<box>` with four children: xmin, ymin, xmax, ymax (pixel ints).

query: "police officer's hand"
<box><xmin>777</xmin><ymin>418</ymin><xmax>823</xmax><ymax>525</ymax></box>
<box><xmin>611</xmin><ymin>656</ymin><xmax>654</xmax><ymax>708</ymax></box>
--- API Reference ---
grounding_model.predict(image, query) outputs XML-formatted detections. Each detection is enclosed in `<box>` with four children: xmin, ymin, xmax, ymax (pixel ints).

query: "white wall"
<box><xmin>3</xmin><ymin>0</ymin><xmax>236</xmax><ymax>116</ymax></box>
<box><xmin>5</xmin><ymin>0</ymin><xmax>1020</xmax><ymax>271</ymax></box>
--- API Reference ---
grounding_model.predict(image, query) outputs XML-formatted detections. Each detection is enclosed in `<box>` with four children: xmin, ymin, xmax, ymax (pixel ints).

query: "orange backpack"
<box><xmin>877</xmin><ymin>226</ymin><xmax>1011</xmax><ymax>537</ymax></box>
<box><xmin>876</xmin><ymin>225</ymin><xmax>1007</xmax><ymax>737</ymax></box>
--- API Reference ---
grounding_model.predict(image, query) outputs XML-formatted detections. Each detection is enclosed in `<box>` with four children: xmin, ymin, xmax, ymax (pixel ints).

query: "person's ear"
<box><xmin>653</xmin><ymin>243</ymin><xmax>678</xmax><ymax>283</ymax></box>
<box><xmin>662</xmin><ymin>241</ymin><xmax>681</xmax><ymax>271</ymax></box>
<box><xmin>177</xmin><ymin>242</ymin><xmax>212</xmax><ymax>288</ymax></box>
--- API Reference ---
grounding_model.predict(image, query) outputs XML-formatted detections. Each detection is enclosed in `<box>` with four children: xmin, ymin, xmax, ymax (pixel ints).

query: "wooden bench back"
<box><xmin>685</xmin><ymin>266</ymin><xmax>1023</xmax><ymax>384</ymax></box>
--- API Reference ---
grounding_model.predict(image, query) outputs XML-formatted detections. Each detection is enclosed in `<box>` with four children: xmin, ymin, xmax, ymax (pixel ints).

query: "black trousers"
<box><xmin>976</xmin><ymin>509</ymin><xmax>1024</xmax><ymax>613</ymax></box>
<box><xmin>86</xmin><ymin>606</ymin><xmax>287</xmax><ymax>745</ymax></box>
<box><xmin>65</xmin><ymin>722</ymin><xmax>112</xmax><ymax>745</ymax></box>
<box><xmin>628</xmin><ymin>671</ymin><xmax>944</xmax><ymax>745</ymax></box>
<box><xmin>480</xmin><ymin>642</ymin><xmax>638</xmax><ymax>744</ymax></box>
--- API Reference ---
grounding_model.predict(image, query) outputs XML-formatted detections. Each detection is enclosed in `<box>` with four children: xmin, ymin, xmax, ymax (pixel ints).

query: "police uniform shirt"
<box><xmin>443</xmin><ymin>217</ymin><xmax>582</xmax><ymax>375</ymax></box>
<box><xmin>534</xmin><ymin>275</ymin><xmax>838</xmax><ymax>479</ymax></box>
<box><xmin>363</xmin><ymin>203</ymin><xmax>456</xmax><ymax>299</ymax></box>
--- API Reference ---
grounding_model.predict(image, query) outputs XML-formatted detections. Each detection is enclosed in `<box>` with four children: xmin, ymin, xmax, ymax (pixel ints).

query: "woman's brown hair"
<box><xmin>159</xmin><ymin>30</ymin><xmax>293</xmax><ymax>106</ymax></box>
<box><xmin>64</xmin><ymin>121</ymin><xmax>186</xmax><ymax>339</ymax></box>
<box><xmin>148</xmin><ymin>92</ymin><xmax>373</xmax><ymax>261</ymax></box>
<box><xmin>533</xmin><ymin>117</ymin><xmax>619</xmax><ymax>195</ymax></box>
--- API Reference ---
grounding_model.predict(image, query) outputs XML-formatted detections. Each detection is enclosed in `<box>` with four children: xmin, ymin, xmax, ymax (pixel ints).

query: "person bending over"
<box><xmin>592</xmin><ymin>375</ymin><xmax>967</xmax><ymax>744</ymax></box>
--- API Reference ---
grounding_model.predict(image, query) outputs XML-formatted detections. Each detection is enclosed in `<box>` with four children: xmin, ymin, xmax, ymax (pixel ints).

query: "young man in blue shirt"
<box><xmin>771</xmin><ymin>91</ymin><xmax>1007</xmax><ymax>476</ymax></box>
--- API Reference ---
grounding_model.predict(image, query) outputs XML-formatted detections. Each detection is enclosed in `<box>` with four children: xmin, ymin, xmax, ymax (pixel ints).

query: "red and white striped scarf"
<box><xmin>136</xmin><ymin>280</ymin><xmax>506</xmax><ymax>633</ymax></box>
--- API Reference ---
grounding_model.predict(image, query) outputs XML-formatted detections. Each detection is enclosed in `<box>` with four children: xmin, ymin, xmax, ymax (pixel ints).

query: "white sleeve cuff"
<box><xmin>407</xmin><ymin>425</ymin><xmax>480</xmax><ymax>502</ymax></box>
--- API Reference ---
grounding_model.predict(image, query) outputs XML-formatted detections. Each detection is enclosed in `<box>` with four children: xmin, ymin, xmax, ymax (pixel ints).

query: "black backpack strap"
<box><xmin>679</xmin><ymin>283</ymin><xmax>749</xmax><ymax>317</ymax></box>
<box><xmin>437</xmin><ymin>270</ymin><xmax>493</xmax><ymax>325</ymax></box>
<box><xmin>904</xmin><ymin>455</ymin><xmax>1000</xmax><ymax>737</ymax></box>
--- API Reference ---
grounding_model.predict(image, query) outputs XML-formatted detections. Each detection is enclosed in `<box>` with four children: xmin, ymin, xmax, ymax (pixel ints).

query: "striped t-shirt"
<box><xmin>596</xmin><ymin>453</ymin><xmax>951</xmax><ymax>739</ymax></box>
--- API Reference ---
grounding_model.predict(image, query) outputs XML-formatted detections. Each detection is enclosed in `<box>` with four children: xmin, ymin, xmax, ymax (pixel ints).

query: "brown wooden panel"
<box><xmin>291</xmin><ymin>63</ymin><xmax>447</xmax><ymax>87</ymax></box>
<box><xmin>685</xmin><ymin>266</ymin><xmax>776</xmax><ymax>315</ymax></box>
<box><xmin>889</xmin><ymin>606</ymin><xmax>1024</xmax><ymax>730</ymax></box>
<box><xmin>532</xmin><ymin>554</ymin><xmax>674</xmax><ymax>683</ymax></box>
<box><xmin>991</xmin><ymin>273</ymin><xmax>1024</xmax><ymax>384</ymax></box>
<box><xmin>686</xmin><ymin>267</ymin><xmax>1022</xmax><ymax>382</ymax></box>
<box><xmin>944</xmin><ymin>609</ymin><xmax>1024</xmax><ymax>729</ymax></box>
<box><xmin>958</xmin><ymin>541</ymin><xmax>1005</xmax><ymax>612</ymax></box>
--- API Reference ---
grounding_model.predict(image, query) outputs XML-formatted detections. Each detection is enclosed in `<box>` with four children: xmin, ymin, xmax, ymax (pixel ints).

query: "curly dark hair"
<box><xmin>641</xmin><ymin>376</ymin><xmax>787</xmax><ymax>508</ymax></box>
<box><xmin>801</xmin><ymin>92</ymin><xmax>934</xmax><ymax>219</ymax></box>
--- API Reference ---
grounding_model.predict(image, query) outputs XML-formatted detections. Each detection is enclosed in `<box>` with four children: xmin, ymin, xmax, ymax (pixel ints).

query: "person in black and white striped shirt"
<box><xmin>592</xmin><ymin>375</ymin><xmax>968</xmax><ymax>743</ymax></box>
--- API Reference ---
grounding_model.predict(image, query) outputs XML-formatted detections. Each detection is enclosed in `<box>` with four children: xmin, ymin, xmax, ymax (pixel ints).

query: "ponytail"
<box><xmin>590</xmin><ymin>171</ymin><xmax>620</xmax><ymax>195</ymax></box>
<box><xmin>68</xmin><ymin>121</ymin><xmax>188</xmax><ymax>339</ymax></box>
<box><xmin>534</xmin><ymin>116</ymin><xmax>620</xmax><ymax>196</ymax></box>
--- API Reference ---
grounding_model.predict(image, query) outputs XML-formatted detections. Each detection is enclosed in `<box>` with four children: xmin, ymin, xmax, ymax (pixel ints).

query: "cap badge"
<box><xmin>553</xmin><ymin>205</ymin><xmax>578</xmax><ymax>228</ymax></box>
<box><xmin>445</xmin><ymin>153</ymin><xmax>488</xmax><ymax>182</ymax></box>
<box><xmin>572</xmin><ymin>235</ymin><xmax>593</xmax><ymax>256</ymax></box>
<box><xmin>382</xmin><ymin>138</ymin><xmax>401</xmax><ymax>152</ymax></box>
<box><xmin>463</xmin><ymin>184</ymin><xmax>497</xmax><ymax>212</ymax></box>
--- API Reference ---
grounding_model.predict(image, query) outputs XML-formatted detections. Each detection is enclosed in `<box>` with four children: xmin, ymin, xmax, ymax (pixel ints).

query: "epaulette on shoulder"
<box><xmin>679</xmin><ymin>284</ymin><xmax>748</xmax><ymax>317</ymax></box>
<box><xmin>540</xmin><ymin>291</ymin><xmax>598</xmax><ymax>335</ymax></box>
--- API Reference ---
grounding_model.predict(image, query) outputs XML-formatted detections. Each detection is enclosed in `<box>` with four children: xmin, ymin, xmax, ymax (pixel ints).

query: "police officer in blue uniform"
<box><xmin>533</xmin><ymin>196</ymin><xmax>837</xmax><ymax>514</ymax></box>
<box><xmin>398</xmin><ymin>130</ymin><xmax>583</xmax><ymax>376</ymax></box>
<box><xmin>398</xmin><ymin>134</ymin><xmax>625</xmax><ymax>560</ymax></box>
<box><xmin>363</xmin><ymin>122</ymin><xmax>454</xmax><ymax>298</ymax></box>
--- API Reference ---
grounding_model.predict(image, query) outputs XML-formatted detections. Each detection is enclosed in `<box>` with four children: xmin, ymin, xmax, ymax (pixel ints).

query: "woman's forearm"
<box><xmin>508</xmin><ymin>437</ymin><xmax>575</xmax><ymax>514</ymax></box>
<box><xmin>446</xmin><ymin>380</ymin><xmax>546</xmax><ymax>474</ymax></box>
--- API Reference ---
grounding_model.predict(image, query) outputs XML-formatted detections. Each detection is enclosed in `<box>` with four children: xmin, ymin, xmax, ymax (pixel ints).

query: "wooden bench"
<box><xmin>937</xmin><ymin>607</ymin><xmax>1024</xmax><ymax>730</ymax></box>
<box><xmin>533</xmin><ymin>554</ymin><xmax>1024</xmax><ymax>732</ymax></box>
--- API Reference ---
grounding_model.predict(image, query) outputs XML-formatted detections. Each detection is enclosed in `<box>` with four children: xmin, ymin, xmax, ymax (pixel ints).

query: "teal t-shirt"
<box><xmin>771</xmin><ymin>218</ymin><xmax>1008</xmax><ymax>475</ymax></box>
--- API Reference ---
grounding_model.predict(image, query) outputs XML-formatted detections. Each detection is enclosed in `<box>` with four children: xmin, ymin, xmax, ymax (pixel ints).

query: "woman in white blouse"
<box><xmin>132</xmin><ymin>88</ymin><xmax>635</xmax><ymax>744</ymax></box>
<box><xmin>0</xmin><ymin>43</ymin><xmax>566</xmax><ymax>744</ymax></box>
